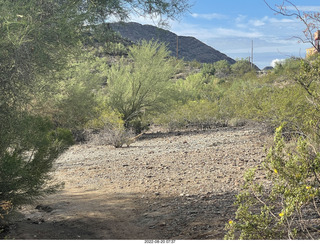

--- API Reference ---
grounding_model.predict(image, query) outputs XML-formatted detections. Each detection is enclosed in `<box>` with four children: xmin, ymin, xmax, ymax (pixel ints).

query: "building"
<box><xmin>306</xmin><ymin>30</ymin><xmax>320</xmax><ymax>58</ymax></box>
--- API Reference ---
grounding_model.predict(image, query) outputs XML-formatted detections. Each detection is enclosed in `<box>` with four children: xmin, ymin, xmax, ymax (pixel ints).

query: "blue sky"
<box><xmin>129</xmin><ymin>0</ymin><xmax>320</xmax><ymax>69</ymax></box>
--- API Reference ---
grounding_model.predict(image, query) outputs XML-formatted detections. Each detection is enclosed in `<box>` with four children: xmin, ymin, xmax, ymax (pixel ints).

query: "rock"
<box><xmin>159</xmin><ymin>222</ymin><xmax>166</xmax><ymax>227</ymax></box>
<box><xmin>35</xmin><ymin>205</ymin><xmax>53</xmax><ymax>213</ymax></box>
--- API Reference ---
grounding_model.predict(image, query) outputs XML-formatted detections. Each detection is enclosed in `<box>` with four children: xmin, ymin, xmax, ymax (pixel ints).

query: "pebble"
<box><xmin>50</xmin><ymin>124</ymin><xmax>269</xmax><ymax>237</ymax></box>
<box><xmin>159</xmin><ymin>222</ymin><xmax>166</xmax><ymax>226</ymax></box>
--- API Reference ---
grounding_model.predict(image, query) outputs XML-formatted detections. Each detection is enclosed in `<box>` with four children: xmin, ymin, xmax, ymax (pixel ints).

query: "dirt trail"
<box><xmin>7</xmin><ymin>123</ymin><xmax>270</xmax><ymax>240</ymax></box>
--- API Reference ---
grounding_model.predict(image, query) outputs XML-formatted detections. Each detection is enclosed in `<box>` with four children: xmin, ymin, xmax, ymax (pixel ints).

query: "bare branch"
<box><xmin>264</xmin><ymin>0</ymin><xmax>319</xmax><ymax>50</ymax></box>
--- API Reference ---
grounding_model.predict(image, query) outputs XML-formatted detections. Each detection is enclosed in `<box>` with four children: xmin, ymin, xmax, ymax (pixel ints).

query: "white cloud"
<box><xmin>235</xmin><ymin>15</ymin><xmax>247</xmax><ymax>23</ymax></box>
<box><xmin>215</xmin><ymin>28</ymin><xmax>263</xmax><ymax>38</ymax></box>
<box><xmin>267</xmin><ymin>17</ymin><xmax>296</xmax><ymax>24</ymax></box>
<box><xmin>235</xmin><ymin>15</ymin><xmax>297</xmax><ymax>30</ymax></box>
<box><xmin>171</xmin><ymin>22</ymin><xmax>209</xmax><ymax>37</ymax></box>
<box><xmin>249</xmin><ymin>19</ymin><xmax>266</xmax><ymax>27</ymax></box>
<box><xmin>171</xmin><ymin>24</ymin><xmax>264</xmax><ymax>40</ymax></box>
<box><xmin>247</xmin><ymin>16</ymin><xmax>296</xmax><ymax>28</ymax></box>
<box><xmin>127</xmin><ymin>14</ymin><xmax>166</xmax><ymax>26</ymax></box>
<box><xmin>127</xmin><ymin>10</ymin><xmax>177</xmax><ymax>27</ymax></box>
<box><xmin>286</xmin><ymin>5</ymin><xmax>320</xmax><ymax>12</ymax></box>
<box><xmin>190</xmin><ymin>13</ymin><xmax>227</xmax><ymax>20</ymax></box>
<box><xmin>271</xmin><ymin>59</ymin><xmax>286</xmax><ymax>67</ymax></box>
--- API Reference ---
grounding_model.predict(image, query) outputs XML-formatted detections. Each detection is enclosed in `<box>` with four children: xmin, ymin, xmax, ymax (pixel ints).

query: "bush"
<box><xmin>0</xmin><ymin>114</ymin><xmax>74</xmax><ymax>224</ymax></box>
<box><xmin>174</xmin><ymin>73</ymin><xmax>209</xmax><ymax>103</ymax></box>
<box><xmin>33</xmin><ymin>50</ymin><xmax>108</xmax><ymax>133</ymax></box>
<box><xmin>213</xmin><ymin>60</ymin><xmax>231</xmax><ymax>78</ymax></box>
<box><xmin>273</xmin><ymin>57</ymin><xmax>302</xmax><ymax>77</ymax></box>
<box><xmin>86</xmin><ymin>105</ymin><xmax>141</xmax><ymax>148</ymax></box>
<box><xmin>214</xmin><ymin>76</ymin><xmax>313</xmax><ymax>135</ymax></box>
<box><xmin>231</xmin><ymin>59</ymin><xmax>255</xmax><ymax>77</ymax></box>
<box><xmin>201</xmin><ymin>63</ymin><xmax>215</xmax><ymax>76</ymax></box>
<box><xmin>91</xmin><ymin>126</ymin><xmax>135</xmax><ymax>148</ymax></box>
<box><xmin>225</xmin><ymin>124</ymin><xmax>320</xmax><ymax>240</ymax></box>
<box><xmin>154</xmin><ymin>99</ymin><xmax>219</xmax><ymax>130</ymax></box>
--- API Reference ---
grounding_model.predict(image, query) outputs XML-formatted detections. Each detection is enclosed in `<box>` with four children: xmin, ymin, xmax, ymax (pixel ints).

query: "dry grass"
<box><xmin>89</xmin><ymin>127</ymin><xmax>135</xmax><ymax>148</ymax></box>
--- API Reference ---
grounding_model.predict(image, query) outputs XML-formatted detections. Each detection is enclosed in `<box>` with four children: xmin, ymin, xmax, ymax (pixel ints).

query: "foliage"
<box><xmin>0</xmin><ymin>114</ymin><xmax>73</xmax><ymax>222</ymax></box>
<box><xmin>86</xmin><ymin>104</ymin><xmax>123</xmax><ymax>130</ymax></box>
<box><xmin>231</xmin><ymin>59</ymin><xmax>255</xmax><ymax>77</ymax></box>
<box><xmin>33</xmin><ymin>50</ymin><xmax>108</xmax><ymax>131</ymax></box>
<box><xmin>225</xmin><ymin>124</ymin><xmax>320</xmax><ymax>240</ymax></box>
<box><xmin>0</xmin><ymin>201</ymin><xmax>12</xmax><ymax>221</ymax></box>
<box><xmin>273</xmin><ymin>58</ymin><xmax>302</xmax><ymax>77</ymax></box>
<box><xmin>157</xmin><ymin>55</ymin><xmax>315</xmax><ymax>133</ymax></box>
<box><xmin>0</xmin><ymin>1</ymin><xmax>82</xmax><ymax>111</ymax></box>
<box><xmin>294</xmin><ymin>56</ymin><xmax>320</xmax><ymax>146</ymax></box>
<box><xmin>223</xmin><ymin>51</ymin><xmax>320</xmax><ymax>240</ymax></box>
<box><xmin>86</xmin><ymin>103</ymin><xmax>137</xmax><ymax>148</ymax></box>
<box><xmin>213</xmin><ymin>60</ymin><xmax>231</xmax><ymax>78</ymax></box>
<box><xmin>201</xmin><ymin>63</ymin><xmax>216</xmax><ymax>76</ymax></box>
<box><xmin>174</xmin><ymin>73</ymin><xmax>209</xmax><ymax>103</ymax></box>
<box><xmin>106</xmin><ymin>40</ymin><xmax>178</xmax><ymax>132</ymax></box>
<box><xmin>103</xmin><ymin>41</ymin><xmax>128</xmax><ymax>56</ymax></box>
<box><xmin>154</xmin><ymin>100</ymin><xmax>219</xmax><ymax>130</ymax></box>
<box><xmin>0</xmin><ymin>0</ymin><xmax>191</xmax><ymax>228</ymax></box>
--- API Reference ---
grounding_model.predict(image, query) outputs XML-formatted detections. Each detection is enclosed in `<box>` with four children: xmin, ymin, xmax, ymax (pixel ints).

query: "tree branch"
<box><xmin>264</xmin><ymin>0</ymin><xmax>318</xmax><ymax>50</ymax></box>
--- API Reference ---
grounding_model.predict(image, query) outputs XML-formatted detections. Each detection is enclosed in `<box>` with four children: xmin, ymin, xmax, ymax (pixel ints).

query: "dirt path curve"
<box><xmin>8</xmin><ymin>123</ymin><xmax>270</xmax><ymax>240</ymax></box>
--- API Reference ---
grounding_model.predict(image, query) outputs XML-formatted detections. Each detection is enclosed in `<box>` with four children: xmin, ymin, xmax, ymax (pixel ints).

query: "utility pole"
<box><xmin>251</xmin><ymin>40</ymin><xmax>253</xmax><ymax>68</ymax></box>
<box><xmin>176</xmin><ymin>35</ymin><xmax>179</xmax><ymax>59</ymax></box>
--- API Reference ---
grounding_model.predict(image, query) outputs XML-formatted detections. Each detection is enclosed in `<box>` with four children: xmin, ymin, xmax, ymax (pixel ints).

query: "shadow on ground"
<box><xmin>7</xmin><ymin>190</ymin><xmax>238</xmax><ymax>240</ymax></box>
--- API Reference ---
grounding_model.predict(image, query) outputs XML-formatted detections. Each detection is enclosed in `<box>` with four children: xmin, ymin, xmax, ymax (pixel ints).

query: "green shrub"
<box><xmin>225</xmin><ymin>124</ymin><xmax>320</xmax><ymax>240</ymax></box>
<box><xmin>0</xmin><ymin>114</ymin><xmax>74</xmax><ymax>224</ymax></box>
<box><xmin>201</xmin><ymin>63</ymin><xmax>215</xmax><ymax>76</ymax></box>
<box><xmin>213</xmin><ymin>60</ymin><xmax>231</xmax><ymax>78</ymax></box>
<box><xmin>86</xmin><ymin>104</ymin><xmax>141</xmax><ymax>148</ymax></box>
<box><xmin>33</xmin><ymin>50</ymin><xmax>108</xmax><ymax>132</ymax></box>
<box><xmin>155</xmin><ymin>99</ymin><xmax>219</xmax><ymax>130</ymax></box>
<box><xmin>231</xmin><ymin>59</ymin><xmax>255</xmax><ymax>77</ymax></box>
<box><xmin>273</xmin><ymin>58</ymin><xmax>302</xmax><ymax>77</ymax></box>
<box><xmin>86</xmin><ymin>104</ymin><xmax>124</xmax><ymax>130</ymax></box>
<box><xmin>174</xmin><ymin>73</ymin><xmax>208</xmax><ymax>103</ymax></box>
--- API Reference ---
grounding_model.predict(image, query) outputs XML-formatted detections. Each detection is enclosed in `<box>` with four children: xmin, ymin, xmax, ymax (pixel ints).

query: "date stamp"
<box><xmin>144</xmin><ymin>240</ymin><xmax>176</xmax><ymax>244</ymax></box>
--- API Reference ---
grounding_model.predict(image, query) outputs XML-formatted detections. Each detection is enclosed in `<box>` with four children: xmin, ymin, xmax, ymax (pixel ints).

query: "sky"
<box><xmin>128</xmin><ymin>0</ymin><xmax>320</xmax><ymax>69</ymax></box>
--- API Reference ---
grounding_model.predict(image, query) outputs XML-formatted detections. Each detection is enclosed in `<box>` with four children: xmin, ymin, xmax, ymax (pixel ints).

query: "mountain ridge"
<box><xmin>109</xmin><ymin>22</ymin><xmax>236</xmax><ymax>64</ymax></box>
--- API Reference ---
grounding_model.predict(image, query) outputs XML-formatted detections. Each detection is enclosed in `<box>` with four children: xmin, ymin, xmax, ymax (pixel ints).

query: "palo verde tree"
<box><xmin>106</xmin><ymin>40</ymin><xmax>178</xmax><ymax>132</ymax></box>
<box><xmin>0</xmin><ymin>0</ymin><xmax>190</xmax><ymax>227</ymax></box>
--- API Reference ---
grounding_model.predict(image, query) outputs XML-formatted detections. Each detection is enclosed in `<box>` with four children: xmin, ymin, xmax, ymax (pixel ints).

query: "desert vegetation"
<box><xmin>1</xmin><ymin>0</ymin><xmax>320</xmax><ymax>240</ymax></box>
<box><xmin>0</xmin><ymin>0</ymin><xmax>191</xmax><ymax>236</ymax></box>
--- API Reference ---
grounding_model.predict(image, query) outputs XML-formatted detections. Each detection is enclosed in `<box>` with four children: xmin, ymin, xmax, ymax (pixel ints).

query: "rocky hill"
<box><xmin>109</xmin><ymin>22</ymin><xmax>235</xmax><ymax>64</ymax></box>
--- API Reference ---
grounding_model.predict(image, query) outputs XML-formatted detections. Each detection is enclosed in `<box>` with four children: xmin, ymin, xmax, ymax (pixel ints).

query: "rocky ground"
<box><xmin>7</xmin><ymin>123</ymin><xmax>271</xmax><ymax>240</ymax></box>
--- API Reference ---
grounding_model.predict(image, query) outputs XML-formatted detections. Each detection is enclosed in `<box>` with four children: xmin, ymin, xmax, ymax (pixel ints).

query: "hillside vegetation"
<box><xmin>109</xmin><ymin>22</ymin><xmax>236</xmax><ymax>64</ymax></box>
